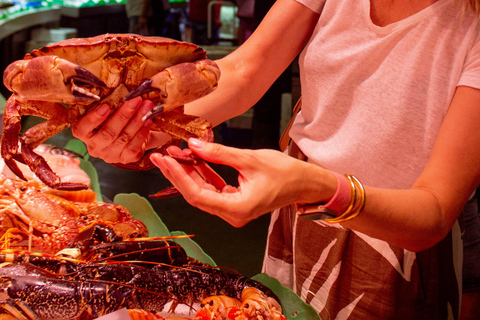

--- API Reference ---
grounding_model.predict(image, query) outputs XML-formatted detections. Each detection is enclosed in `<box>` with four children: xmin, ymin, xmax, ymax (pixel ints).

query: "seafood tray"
<box><xmin>0</xmin><ymin>139</ymin><xmax>320</xmax><ymax>320</ymax></box>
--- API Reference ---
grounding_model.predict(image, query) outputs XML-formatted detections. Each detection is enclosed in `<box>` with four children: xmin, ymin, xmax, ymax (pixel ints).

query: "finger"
<box><xmin>222</xmin><ymin>185</ymin><xmax>238</xmax><ymax>193</ymax></box>
<box><xmin>160</xmin><ymin>156</ymin><xmax>225</xmax><ymax>196</ymax></box>
<box><xmin>72</xmin><ymin>103</ymin><xmax>111</xmax><ymax>140</ymax></box>
<box><xmin>151</xmin><ymin>154</ymin><xmax>217</xmax><ymax>192</ymax></box>
<box><xmin>92</xmin><ymin>97</ymin><xmax>143</xmax><ymax>145</ymax></box>
<box><xmin>194</xmin><ymin>162</ymin><xmax>228</xmax><ymax>191</ymax></box>
<box><xmin>113</xmin><ymin>119</ymin><xmax>152</xmax><ymax>163</ymax></box>
<box><xmin>166</xmin><ymin>145</ymin><xmax>186</xmax><ymax>157</ymax></box>
<box><xmin>165</xmin><ymin>146</ymin><xmax>227</xmax><ymax>190</ymax></box>
<box><xmin>152</xmin><ymin>155</ymin><xmax>249</xmax><ymax>225</ymax></box>
<box><xmin>188</xmin><ymin>138</ymin><xmax>251</xmax><ymax>170</ymax></box>
<box><xmin>111</xmin><ymin>101</ymin><xmax>154</xmax><ymax>163</ymax></box>
<box><xmin>116</xmin><ymin>100</ymin><xmax>154</xmax><ymax>144</ymax></box>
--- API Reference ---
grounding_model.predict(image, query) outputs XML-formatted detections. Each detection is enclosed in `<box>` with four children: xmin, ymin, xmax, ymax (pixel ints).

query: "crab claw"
<box><xmin>124</xmin><ymin>78</ymin><xmax>159</xmax><ymax>102</ymax></box>
<box><xmin>3</xmin><ymin>56</ymin><xmax>106</xmax><ymax>103</ymax></box>
<box><xmin>68</xmin><ymin>66</ymin><xmax>107</xmax><ymax>101</ymax></box>
<box><xmin>149</xmin><ymin>186</ymin><xmax>181</xmax><ymax>199</ymax></box>
<box><xmin>125</xmin><ymin>59</ymin><xmax>220</xmax><ymax>114</ymax></box>
<box><xmin>142</xmin><ymin>103</ymin><xmax>164</xmax><ymax>121</ymax></box>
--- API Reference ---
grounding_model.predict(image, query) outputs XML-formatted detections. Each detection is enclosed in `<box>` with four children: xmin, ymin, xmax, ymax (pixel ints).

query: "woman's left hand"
<box><xmin>72</xmin><ymin>97</ymin><xmax>171</xmax><ymax>164</ymax></box>
<box><xmin>150</xmin><ymin>138</ymin><xmax>335</xmax><ymax>227</ymax></box>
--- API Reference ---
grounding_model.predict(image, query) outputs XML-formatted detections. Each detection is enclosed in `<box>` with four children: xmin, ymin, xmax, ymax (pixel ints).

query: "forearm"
<box><xmin>341</xmin><ymin>187</ymin><xmax>453</xmax><ymax>252</ymax></box>
<box><xmin>296</xmin><ymin>165</ymin><xmax>466</xmax><ymax>252</ymax></box>
<box><xmin>185</xmin><ymin>0</ymin><xmax>319</xmax><ymax>125</ymax></box>
<box><xmin>184</xmin><ymin>57</ymin><xmax>256</xmax><ymax>126</ymax></box>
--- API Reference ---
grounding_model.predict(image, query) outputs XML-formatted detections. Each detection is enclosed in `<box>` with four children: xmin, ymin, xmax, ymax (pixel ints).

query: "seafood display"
<box><xmin>0</xmin><ymin>146</ymin><xmax>292</xmax><ymax>320</ymax></box>
<box><xmin>0</xmin><ymin>174</ymin><xmax>147</xmax><ymax>254</ymax></box>
<box><xmin>0</xmin><ymin>176</ymin><xmax>289</xmax><ymax>319</ymax></box>
<box><xmin>194</xmin><ymin>287</ymin><xmax>286</xmax><ymax>320</ymax></box>
<box><xmin>1</xmin><ymin>34</ymin><xmax>220</xmax><ymax>196</ymax></box>
<box><xmin>0</xmin><ymin>240</ymin><xmax>284</xmax><ymax>320</ymax></box>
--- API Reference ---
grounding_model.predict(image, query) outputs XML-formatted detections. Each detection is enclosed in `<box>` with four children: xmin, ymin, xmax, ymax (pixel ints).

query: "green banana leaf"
<box><xmin>252</xmin><ymin>274</ymin><xmax>321</xmax><ymax>320</ymax></box>
<box><xmin>112</xmin><ymin>193</ymin><xmax>217</xmax><ymax>267</ymax></box>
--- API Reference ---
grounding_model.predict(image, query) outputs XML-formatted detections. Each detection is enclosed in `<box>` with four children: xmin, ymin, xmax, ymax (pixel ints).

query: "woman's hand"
<box><xmin>72</xmin><ymin>97</ymin><xmax>170</xmax><ymax>164</ymax></box>
<box><xmin>150</xmin><ymin>138</ymin><xmax>336</xmax><ymax>227</ymax></box>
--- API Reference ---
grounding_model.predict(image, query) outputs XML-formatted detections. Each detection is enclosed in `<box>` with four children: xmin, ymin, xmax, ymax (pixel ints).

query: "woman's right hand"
<box><xmin>72</xmin><ymin>97</ymin><xmax>170</xmax><ymax>164</ymax></box>
<box><xmin>150</xmin><ymin>139</ymin><xmax>337</xmax><ymax>227</ymax></box>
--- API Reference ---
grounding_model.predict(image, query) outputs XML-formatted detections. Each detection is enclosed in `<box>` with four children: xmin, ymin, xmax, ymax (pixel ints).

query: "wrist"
<box><xmin>296</xmin><ymin>173</ymin><xmax>366</xmax><ymax>223</ymax></box>
<box><xmin>299</xmin><ymin>168</ymin><xmax>338</xmax><ymax>204</ymax></box>
<box><xmin>296</xmin><ymin>171</ymin><xmax>351</xmax><ymax>218</ymax></box>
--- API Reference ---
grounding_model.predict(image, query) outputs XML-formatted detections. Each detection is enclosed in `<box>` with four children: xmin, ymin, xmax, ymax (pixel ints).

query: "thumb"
<box><xmin>188</xmin><ymin>138</ymin><xmax>244</xmax><ymax>168</ymax></box>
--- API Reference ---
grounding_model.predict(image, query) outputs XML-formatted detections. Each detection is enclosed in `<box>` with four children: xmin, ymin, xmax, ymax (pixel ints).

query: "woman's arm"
<box><xmin>151</xmin><ymin>86</ymin><xmax>480</xmax><ymax>252</ymax></box>
<box><xmin>348</xmin><ymin>85</ymin><xmax>480</xmax><ymax>251</ymax></box>
<box><xmin>72</xmin><ymin>0</ymin><xmax>320</xmax><ymax>162</ymax></box>
<box><xmin>185</xmin><ymin>0</ymin><xmax>320</xmax><ymax>125</ymax></box>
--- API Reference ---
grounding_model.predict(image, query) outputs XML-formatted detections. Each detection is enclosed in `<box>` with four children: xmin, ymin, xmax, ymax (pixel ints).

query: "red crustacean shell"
<box><xmin>25</xmin><ymin>34</ymin><xmax>208</xmax><ymax>92</ymax></box>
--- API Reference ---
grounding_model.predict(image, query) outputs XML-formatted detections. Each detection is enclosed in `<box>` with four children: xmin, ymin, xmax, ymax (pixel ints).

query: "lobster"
<box><xmin>0</xmin><ymin>272</ymin><xmax>127</xmax><ymax>320</ymax></box>
<box><xmin>0</xmin><ymin>219</ymin><xmax>283</xmax><ymax>320</ymax></box>
<box><xmin>0</xmin><ymin>255</ymin><xmax>279</xmax><ymax>320</ymax></box>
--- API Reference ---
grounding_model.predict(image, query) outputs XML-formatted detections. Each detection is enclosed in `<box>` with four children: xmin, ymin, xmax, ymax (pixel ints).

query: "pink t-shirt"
<box><xmin>290</xmin><ymin>0</ymin><xmax>480</xmax><ymax>189</ymax></box>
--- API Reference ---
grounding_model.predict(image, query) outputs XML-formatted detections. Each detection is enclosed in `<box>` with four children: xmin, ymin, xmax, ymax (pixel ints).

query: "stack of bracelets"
<box><xmin>296</xmin><ymin>172</ymin><xmax>366</xmax><ymax>222</ymax></box>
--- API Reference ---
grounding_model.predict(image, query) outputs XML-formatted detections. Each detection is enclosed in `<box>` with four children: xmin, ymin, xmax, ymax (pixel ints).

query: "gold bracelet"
<box><xmin>324</xmin><ymin>174</ymin><xmax>366</xmax><ymax>223</ymax></box>
<box><xmin>341</xmin><ymin>175</ymin><xmax>366</xmax><ymax>221</ymax></box>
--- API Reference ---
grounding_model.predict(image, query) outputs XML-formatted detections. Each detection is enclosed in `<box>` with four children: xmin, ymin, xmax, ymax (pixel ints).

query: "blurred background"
<box><xmin>0</xmin><ymin>0</ymin><xmax>300</xmax><ymax>277</ymax></box>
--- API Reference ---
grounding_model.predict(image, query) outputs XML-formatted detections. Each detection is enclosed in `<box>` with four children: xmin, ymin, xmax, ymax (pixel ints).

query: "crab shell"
<box><xmin>4</xmin><ymin>33</ymin><xmax>220</xmax><ymax>113</ymax></box>
<box><xmin>1</xmin><ymin>34</ymin><xmax>220</xmax><ymax>192</ymax></box>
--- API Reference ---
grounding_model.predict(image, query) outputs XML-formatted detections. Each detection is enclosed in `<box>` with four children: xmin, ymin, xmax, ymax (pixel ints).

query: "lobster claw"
<box><xmin>125</xmin><ymin>59</ymin><xmax>220</xmax><ymax>119</ymax></box>
<box><xmin>3</xmin><ymin>56</ymin><xmax>107</xmax><ymax>103</ymax></box>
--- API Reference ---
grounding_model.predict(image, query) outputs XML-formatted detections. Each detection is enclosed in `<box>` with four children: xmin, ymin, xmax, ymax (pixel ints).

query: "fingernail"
<box><xmin>189</xmin><ymin>138</ymin><xmax>205</xmax><ymax>149</ymax></box>
<box><xmin>96</xmin><ymin>104</ymin><xmax>110</xmax><ymax>116</ymax></box>
<box><xmin>127</xmin><ymin>98</ymin><xmax>142</xmax><ymax>110</ymax></box>
<box><xmin>150</xmin><ymin>153</ymin><xmax>163</xmax><ymax>166</ymax></box>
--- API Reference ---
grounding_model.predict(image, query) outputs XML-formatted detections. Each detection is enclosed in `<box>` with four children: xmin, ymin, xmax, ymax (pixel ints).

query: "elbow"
<box><xmin>402</xmin><ymin>220</ymin><xmax>455</xmax><ymax>253</ymax></box>
<box><xmin>403</xmin><ymin>188</ymin><xmax>460</xmax><ymax>252</ymax></box>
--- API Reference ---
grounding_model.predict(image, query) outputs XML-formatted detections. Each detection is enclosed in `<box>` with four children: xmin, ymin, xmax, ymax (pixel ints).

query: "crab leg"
<box><xmin>20</xmin><ymin>141</ymin><xmax>88</xmax><ymax>191</ymax></box>
<box><xmin>125</xmin><ymin>59</ymin><xmax>220</xmax><ymax>119</ymax></box>
<box><xmin>20</xmin><ymin>102</ymin><xmax>79</xmax><ymax>147</ymax></box>
<box><xmin>1</xmin><ymin>97</ymin><xmax>26</xmax><ymax>180</ymax></box>
<box><xmin>150</xmin><ymin>110</ymin><xmax>214</xmax><ymax>142</ymax></box>
<box><xmin>1</xmin><ymin>98</ymin><xmax>88</xmax><ymax>190</ymax></box>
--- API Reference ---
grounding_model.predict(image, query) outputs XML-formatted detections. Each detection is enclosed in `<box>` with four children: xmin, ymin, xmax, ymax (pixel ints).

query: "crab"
<box><xmin>1</xmin><ymin>34</ymin><xmax>220</xmax><ymax>194</ymax></box>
